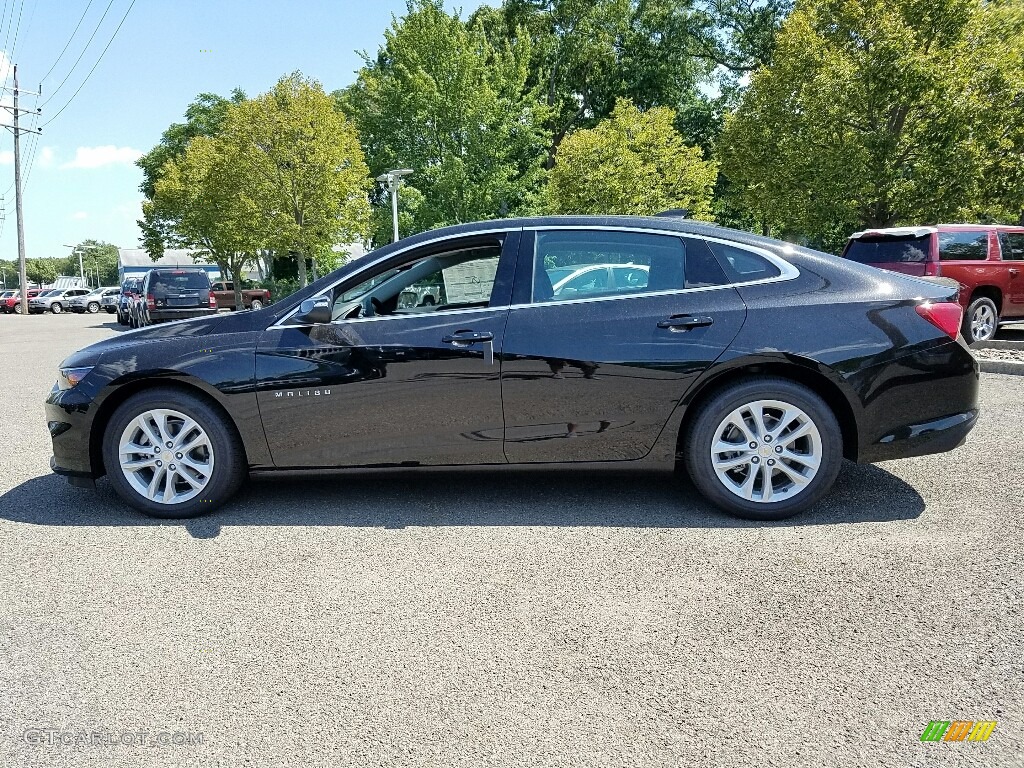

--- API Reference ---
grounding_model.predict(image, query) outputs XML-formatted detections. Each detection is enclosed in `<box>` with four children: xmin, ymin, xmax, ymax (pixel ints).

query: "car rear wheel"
<box><xmin>249</xmin><ymin>298</ymin><xmax>263</xmax><ymax>310</ymax></box>
<box><xmin>102</xmin><ymin>389</ymin><xmax>246</xmax><ymax>518</ymax></box>
<box><xmin>87</xmin><ymin>301</ymin><xmax>100</xmax><ymax>313</ymax></box>
<box><xmin>964</xmin><ymin>296</ymin><xmax>998</xmax><ymax>344</ymax></box>
<box><xmin>51</xmin><ymin>303</ymin><xmax>63</xmax><ymax>314</ymax></box>
<box><xmin>13</xmin><ymin>303</ymin><xmax>22</xmax><ymax>314</ymax></box>
<box><xmin>684</xmin><ymin>378</ymin><xmax>843</xmax><ymax>521</ymax></box>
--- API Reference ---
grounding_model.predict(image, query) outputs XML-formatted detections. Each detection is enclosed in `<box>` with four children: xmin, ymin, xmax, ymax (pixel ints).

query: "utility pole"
<box><xmin>3</xmin><ymin>65</ymin><xmax>42</xmax><ymax>315</ymax></box>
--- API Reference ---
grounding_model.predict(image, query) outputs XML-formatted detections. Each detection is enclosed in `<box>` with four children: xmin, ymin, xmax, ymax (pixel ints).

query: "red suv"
<box><xmin>0</xmin><ymin>288</ymin><xmax>43</xmax><ymax>314</ymax></box>
<box><xmin>842</xmin><ymin>224</ymin><xmax>1024</xmax><ymax>343</ymax></box>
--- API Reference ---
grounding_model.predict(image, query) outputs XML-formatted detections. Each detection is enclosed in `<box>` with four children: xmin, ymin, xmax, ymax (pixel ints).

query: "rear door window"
<box><xmin>999</xmin><ymin>232</ymin><xmax>1024</xmax><ymax>260</ymax></box>
<box><xmin>938</xmin><ymin>231</ymin><xmax>989</xmax><ymax>261</ymax></box>
<box><xmin>844</xmin><ymin>235</ymin><xmax>931</xmax><ymax>265</ymax></box>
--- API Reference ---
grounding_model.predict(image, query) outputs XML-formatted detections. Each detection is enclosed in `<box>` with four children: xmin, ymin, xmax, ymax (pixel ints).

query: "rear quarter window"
<box><xmin>706</xmin><ymin>241</ymin><xmax>781</xmax><ymax>283</ymax></box>
<box><xmin>938</xmin><ymin>231</ymin><xmax>989</xmax><ymax>261</ymax></box>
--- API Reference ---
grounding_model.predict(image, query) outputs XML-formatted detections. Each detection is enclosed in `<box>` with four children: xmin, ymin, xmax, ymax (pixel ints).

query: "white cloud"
<box><xmin>38</xmin><ymin>146</ymin><xmax>56</xmax><ymax>168</ymax></box>
<box><xmin>0</xmin><ymin>150</ymin><xmax>12</xmax><ymax>165</ymax></box>
<box><xmin>61</xmin><ymin>145</ymin><xmax>143</xmax><ymax>169</ymax></box>
<box><xmin>71</xmin><ymin>211</ymin><xmax>88</xmax><ymax>220</ymax></box>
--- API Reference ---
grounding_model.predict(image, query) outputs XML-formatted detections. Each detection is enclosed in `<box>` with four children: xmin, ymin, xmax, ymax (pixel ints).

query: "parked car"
<box><xmin>842</xmin><ymin>224</ymin><xmax>1024</xmax><ymax>343</ymax></box>
<box><xmin>129</xmin><ymin>268</ymin><xmax>217</xmax><ymax>327</ymax></box>
<box><xmin>116</xmin><ymin>277</ymin><xmax>142</xmax><ymax>325</ymax></box>
<box><xmin>1</xmin><ymin>288</ymin><xmax>42</xmax><ymax>314</ymax></box>
<box><xmin>70</xmin><ymin>287</ymin><xmax>119</xmax><ymax>314</ymax></box>
<box><xmin>0</xmin><ymin>290</ymin><xmax>15</xmax><ymax>309</ymax></box>
<box><xmin>29</xmin><ymin>287</ymin><xmax>90</xmax><ymax>314</ymax></box>
<box><xmin>47</xmin><ymin>216</ymin><xmax>979</xmax><ymax>522</ymax></box>
<box><xmin>210</xmin><ymin>281</ymin><xmax>271</xmax><ymax>310</ymax></box>
<box><xmin>101</xmin><ymin>289</ymin><xmax>121</xmax><ymax>314</ymax></box>
<box><xmin>550</xmin><ymin>263</ymin><xmax>650</xmax><ymax>297</ymax></box>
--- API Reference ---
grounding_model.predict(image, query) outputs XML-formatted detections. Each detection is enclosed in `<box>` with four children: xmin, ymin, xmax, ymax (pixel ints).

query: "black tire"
<box><xmin>102</xmin><ymin>388</ymin><xmax>247</xmax><ymax>518</ymax></box>
<box><xmin>51</xmin><ymin>302</ymin><xmax>63</xmax><ymax>314</ymax></box>
<box><xmin>683</xmin><ymin>377</ymin><xmax>843</xmax><ymax>521</ymax></box>
<box><xmin>13</xmin><ymin>303</ymin><xmax>22</xmax><ymax>314</ymax></box>
<box><xmin>87</xmin><ymin>301</ymin><xmax>100</xmax><ymax>313</ymax></box>
<box><xmin>117</xmin><ymin>309</ymin><xmax>127</xmax><ymax>325</ymax></box>
<box><xmin>962</xmin><ymin>296</ymin><xmax>998</xmax><ymax>344</ymax></box>
<box><xmin>249</xmin><ymin>298</ymin><xmax>263</xmax><ymax>310</ymax></box>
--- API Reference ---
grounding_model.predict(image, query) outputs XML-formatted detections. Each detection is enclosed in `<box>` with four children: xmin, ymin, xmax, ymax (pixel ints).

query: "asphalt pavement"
<box><xmin>1</xmin><ymin>311</ymin><xmax>1021</xmax><ymax>768</ymax></box>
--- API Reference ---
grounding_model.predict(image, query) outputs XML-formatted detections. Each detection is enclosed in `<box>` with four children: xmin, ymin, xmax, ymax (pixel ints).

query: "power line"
<box><xmin>39</xmin><ymin>0</ymin><xmax>95</xmax><ymax>83</ymax></box>
<box><xmin>40</xmin><ymin>0</ymin><xmax>136</xmax><ymax>127</ymax></box>
<box><xmin>39</xmin><ymin>0</ymin><xmax>116</xmax><ymax>107</ymax></box>
<box><xmin>0</xmin><ymin>0</ymin><xmax>19</xmax><ymax>61</ymax></box>
<box><xmin>7</xmin><ymin>0</ymin><xmax>28</xmax><ymax>64</ymax></box>
<box><xmin>10</xmin><ymin>0</ymin><xmax>40</xmax><ymax>65</ymax></box>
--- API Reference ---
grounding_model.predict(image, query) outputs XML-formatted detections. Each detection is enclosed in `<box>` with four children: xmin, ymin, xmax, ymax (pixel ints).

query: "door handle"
<box><xmin>657</xmin><ymin>315</ymin><xmax>714</xmax><ymax>331</ymax></box>
<box><xmin>1010</xmin><ymin>268</ymin><xmax>1020</xmax><ymax>277</ymax></box>
<box><xmin>442</xmin><ymin>330</ymin><xmax>495</xmax><ymax>365</ymax></box>
<box><xmin>442</xmin><ymin>331</ymin><xmax>494</xmax><ymax>345</ymax></box>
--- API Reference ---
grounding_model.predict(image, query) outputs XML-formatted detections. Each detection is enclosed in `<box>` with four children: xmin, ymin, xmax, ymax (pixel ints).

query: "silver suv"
<box><xmin>28</xmin><ymin>288</ymin><xmax>90</xmax><ymax>314</ymax></box>
<box><xmin>70</xmin><ymin>287</ymin><xmax>118</xmax><ymax>314</ymax></box>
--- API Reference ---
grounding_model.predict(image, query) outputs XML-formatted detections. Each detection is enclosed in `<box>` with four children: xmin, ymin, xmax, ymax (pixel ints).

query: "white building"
<box><xmin>117</xmin><ymin>249</ymin><xmax>220</xmax><ymax>284</ymax></box>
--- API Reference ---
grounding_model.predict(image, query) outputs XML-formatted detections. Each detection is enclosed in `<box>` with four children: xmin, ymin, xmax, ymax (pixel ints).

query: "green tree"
<box><xmin>147</xmin><ymin>132</ymin><xmax>263</xmax><ymax>310</ymax></box>
<box><xmin>137</xmin><ymin>90</ymin><xmax>248</xmax><ymax>257</ymax></box>
<box><xmin>224</xmin><ymin>74</ymin><xmax>371</xmax><ymax>287</ymax></box>
<box><xmin>547</xmin><ymin>99</ymin><xmax>718</xmax><ymax>218</ymax></box>
<box><xmin>718</xmin><ymin>0</ymin><xmax>1024</xmax><ymax>249</ymax></box>
<box><xmin>64</xmin><ymin>240</ymin><xmax>121</xmax><ymax>287</ymax></box>
<box><xmin>25</xmin><ymin>258</ymin><xmax>58</xmax><ymax>286</ymax></box>
<box><xmin>340</xmin><ymin>0</ymin><xmax>548</xmax><ymax>239</ymax></box>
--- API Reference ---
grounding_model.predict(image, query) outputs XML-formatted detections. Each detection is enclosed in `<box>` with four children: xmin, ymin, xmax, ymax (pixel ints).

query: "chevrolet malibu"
<box><xmin>46</xmin><ymin>217</ymin><xmax>980</xmax><ymax>521</ymax></box>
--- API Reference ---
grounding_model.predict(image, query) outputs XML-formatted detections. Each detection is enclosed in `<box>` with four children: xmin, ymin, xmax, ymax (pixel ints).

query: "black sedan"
<box><xmin>46</xmin><ymin>217</ymin><xmax>980</xmax><ymax>521</ymax></box>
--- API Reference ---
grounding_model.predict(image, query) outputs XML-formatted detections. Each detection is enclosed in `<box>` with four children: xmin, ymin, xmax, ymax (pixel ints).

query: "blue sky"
<box><xmin>0</xmin><ymin>0</ymin><xmax>480</xmax><ymax>266</ymax></box>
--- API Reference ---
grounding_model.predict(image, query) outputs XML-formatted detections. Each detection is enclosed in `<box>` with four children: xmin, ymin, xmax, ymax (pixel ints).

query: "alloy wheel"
<box><xmin>118</xmin><ymin>408</ymin><xmax>215</xmax><ymax>504</ymax></box>
<box><xmin>971</xmin><ymin>304</ymin><xmax>996</xmax><ymax>341</ymax></box>
<box><xmin>710</xmin><ymin>399</ymin><xmax>822</xmax><ymax>504</ymax></box>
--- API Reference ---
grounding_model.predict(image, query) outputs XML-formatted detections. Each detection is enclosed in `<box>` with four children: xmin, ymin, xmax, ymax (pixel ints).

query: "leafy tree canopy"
<box><xmin>717</xmin><ymin>0</ymin><xmax>1024</xmax><ymax>249</ymax></box>
<box><xmin>340</xmin><ymin>0</ymin><xmax>549</xmax><ymax>239</ymax></box>
<box><xmin>547</xmin><ymin>98</ymin><xmax>718</xmax><ymax>218</ymax></box>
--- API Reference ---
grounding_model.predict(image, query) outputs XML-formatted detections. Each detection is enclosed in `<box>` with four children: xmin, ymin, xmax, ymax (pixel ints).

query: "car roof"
<box><xmin>850</xmin><ymin>223</ymin><xmax>1024</xmax><ymax>240</ymax></box>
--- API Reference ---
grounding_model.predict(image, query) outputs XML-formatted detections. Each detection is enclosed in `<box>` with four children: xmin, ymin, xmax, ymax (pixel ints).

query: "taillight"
<box><xmin>923</xmin><ymin>260</ymin><xmax>941</xmax><ymax>277</ymax></box>
<box><xmin>916</xmin><ymin>302</ymin><xmax>962</xmax><ymax>339</ymax></box>
<box><xmin>146</xmin><ymin>293</ymin><xmax>155</xmax><ymax>310</ymax></box>
<box><xmin>265</xmin><ymin>291</ymin><xmax>271</xmax><ymax>301</ymax></box>
<box><xmin>209</xmin><ymin>294</ymin><xmax>217</xmax><ymax>309</ymax></box>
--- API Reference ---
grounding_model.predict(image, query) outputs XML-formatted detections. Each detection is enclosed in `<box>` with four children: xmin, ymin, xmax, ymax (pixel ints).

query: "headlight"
<box><xmin>58</xmin><ymin>366</ymin><xmax>93</xmax><ymax>390</ymax></box>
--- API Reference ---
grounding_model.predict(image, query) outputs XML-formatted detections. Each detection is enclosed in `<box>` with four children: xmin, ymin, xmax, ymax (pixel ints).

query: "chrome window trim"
<box><xmin>269</xmin><ymin>224</ymin><xmax>800</xmax><ymax>329</ymax></box>
<box><xmin>269</xmin><ymin>227</ymin><xmax>514</xmax><ymax>330</ymax></box>
<box><xmin>520</xmin><ymin>226</ymin><xmax>799</xmax><ymax>308</ymax></box>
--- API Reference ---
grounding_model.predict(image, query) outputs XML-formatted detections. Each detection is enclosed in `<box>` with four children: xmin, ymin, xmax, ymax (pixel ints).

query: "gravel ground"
<box><xmin>973</xmin><ymin>347</ymin><xmax>1024</xmax><ymax>363</ymax></box>
<box><xmin>1</xmin><ymin>312</ymin><xmax>1021</xmax><ymax>768</ymax></box>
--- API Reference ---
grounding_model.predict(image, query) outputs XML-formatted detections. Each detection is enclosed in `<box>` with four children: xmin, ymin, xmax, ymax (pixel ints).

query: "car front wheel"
<box><xmin>87</xmin><ymin>301</ymin><xmax>100</xmax><ymax>313</ymax></box>
<box><xmin>684</xmin><ymin>378</ymin><xmax>843</xmax><ymax>521</ymax></box>
<box><xmin>963</xmin><ymin>296</ymin><xmax>998</xmax><ymax>344</ymax></box>
<box><xmin>102</xmin><ymin>389</ymin><xmax>246</xmax><ymax>518</ymax></box>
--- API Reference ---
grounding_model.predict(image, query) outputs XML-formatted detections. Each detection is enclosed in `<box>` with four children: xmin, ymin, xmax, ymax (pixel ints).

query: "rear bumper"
<box><xmin>852</xmin><ymin>338</ymin><xmax>981</xmax><ymax>463</ymax></box>
<box><xmin>859</xmin><ymin>409</ymin><xmax>979</xmax><ymax>463</ymax></box>
<box><xmin>148</xmin><ymin>308</ymin><xmax>218</xmax><ymax>323</ymax></box>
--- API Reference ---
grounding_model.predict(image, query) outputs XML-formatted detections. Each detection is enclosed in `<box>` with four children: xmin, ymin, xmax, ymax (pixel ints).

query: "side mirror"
<box><xmin>297</xmin><ymin>297</ymin><xmax>332</xmax><ymax>325</ymax></box>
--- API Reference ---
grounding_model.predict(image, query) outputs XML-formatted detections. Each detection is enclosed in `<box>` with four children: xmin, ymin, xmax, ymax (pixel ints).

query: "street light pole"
<box><xmin>375</xmin><ymin>169</ymin><xmax>414</xmax><ymax>243</ymax></box>
<box><xmin>64</xmin><ymin>244</ymin><xmax>98</xmax><ymax>286</ymax></box>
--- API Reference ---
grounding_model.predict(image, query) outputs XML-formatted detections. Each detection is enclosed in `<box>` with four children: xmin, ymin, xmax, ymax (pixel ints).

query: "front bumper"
<box><xmin>46</xmin><ymin>383</ymin><xmax>99</xmax><ymax>480</ymax></box>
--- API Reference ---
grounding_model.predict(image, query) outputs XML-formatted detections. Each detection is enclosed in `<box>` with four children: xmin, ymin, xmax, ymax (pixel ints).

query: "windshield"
<box><xmin>844</xmin><ymin>235</ymin><xmax>931</xmax><ymax>264</ymax></box>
